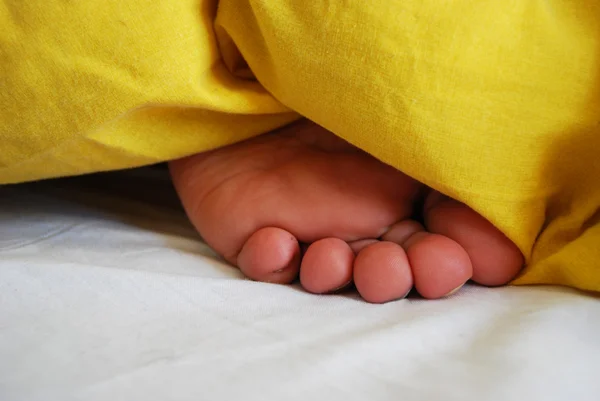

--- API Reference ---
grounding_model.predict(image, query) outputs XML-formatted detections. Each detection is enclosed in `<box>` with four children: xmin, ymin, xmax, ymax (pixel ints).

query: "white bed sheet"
<box><xmin>1</xmin><ymin>168</ymin><xmax>599</xmax><ymax>401</ymax></box>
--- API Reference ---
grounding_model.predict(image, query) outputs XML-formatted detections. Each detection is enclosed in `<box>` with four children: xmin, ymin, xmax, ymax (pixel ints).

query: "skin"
<box><xmin>169</xmin><ymin>120</ymin><xmax>524</xmax><ymax>303</ymax></box>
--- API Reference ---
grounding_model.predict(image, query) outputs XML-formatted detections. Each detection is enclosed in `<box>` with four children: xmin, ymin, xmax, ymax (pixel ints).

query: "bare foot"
<box><xmin>169</xmin><ymin>120</ymin><xmax>523</xmax><ymax>303</ymax></box>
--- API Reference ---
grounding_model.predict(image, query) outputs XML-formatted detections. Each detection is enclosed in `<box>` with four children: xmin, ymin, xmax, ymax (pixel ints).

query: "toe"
<box><xmin>403</xmin><ymin>232</ymin><xmax>472</xmax><ymax>299</ymax></box>
<box><xmin>381</xmin><ymin>220</ymin><xmax>426</xmax><ymax>245</ymax></box>
<box><xmin>348</xmin><ymin>238</ymin><xmax>379</xmax><ymax>253</ymax></box>
<box><xmin>237</xmin><ymin>227</ymin><xmax>301</xmax><ymax>284</ymax></box>
<box><xmin>425</xmin><ymin>195</ymin><xmax>524</xmax><ymax>287</ymax></box>
<box><xmin>300</xmin><ymin>238</ymin><xmax>354</xmax><ymax>294</ymax></box>
<box><xmin>353</xmin><ymin>241</ymin><xmax>413</xmax><ymax>304</ymax></box>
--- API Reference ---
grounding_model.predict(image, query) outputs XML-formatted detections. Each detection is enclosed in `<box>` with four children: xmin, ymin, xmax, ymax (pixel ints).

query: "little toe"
<box><xmin>353</xmin><ymin>241</ymin><xmax>413</xmax><ymax>304</ymax></box>
<box><xmin>425</xmin><ymin>195</ymin><xmax>524</xmax><ymax>287</ymax></box>
<box><xmin>237</xmin><ymin>227</ymin><xmax>301</xmax><ymax>284</ymax></box>
<box><xmin>403</xmin><ymin>232</ymin><xmax>472</xmax><ymax>299</ymax></box>
<box><xmin>300</xmin><ymin>238</ymin><xmax>354</xmax><ymax>294</ymax></box>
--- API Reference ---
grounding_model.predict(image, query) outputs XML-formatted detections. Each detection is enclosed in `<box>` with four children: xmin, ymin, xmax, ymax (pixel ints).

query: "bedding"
<box><xmin>2</xmin><ymin>1</ymin><xmax>600</xmax><ymax>293</ymax></box>
<box><xmin>1</xmin><ymin>167</ymin><xmax>599</xmax><ymax>401</ymax></box>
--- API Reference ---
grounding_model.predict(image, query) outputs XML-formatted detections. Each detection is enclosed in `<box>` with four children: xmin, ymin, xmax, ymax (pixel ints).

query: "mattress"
<box><xmin>1</xmin><ymin>166</ymin><xmax>599</xmax><ymax>401</ymax></box>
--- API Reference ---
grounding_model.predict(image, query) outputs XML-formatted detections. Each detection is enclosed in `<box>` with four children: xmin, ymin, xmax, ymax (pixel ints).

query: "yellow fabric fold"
<box><xmin>1</xmin><ymin>1</ymin><xmax>599</xmax><ymax>291</ymax></box>
<box><xmin>0</xmin><ymin>0</ymin><xmax>299</xmax><ymax>181</ymax></box>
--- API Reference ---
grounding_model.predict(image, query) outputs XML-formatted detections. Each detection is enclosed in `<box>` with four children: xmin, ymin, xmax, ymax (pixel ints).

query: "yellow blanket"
<box><xmin>1</xmin><ymin>1</ymin><xmax>599</xmax><ymax>291</ymax></box>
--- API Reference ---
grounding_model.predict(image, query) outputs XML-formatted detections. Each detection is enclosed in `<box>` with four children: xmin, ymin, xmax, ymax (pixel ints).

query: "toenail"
<box><xmin>329</xmin><ymin>280</ymin><xmax>353</xmax><ymax>293</ymax></box>
<box><xmin>444</xmin><ymin>283</ymin><xmax>466</xmax><ymax>297</ymax></box>
<box><xmin>389</xmin><ymin>288</ymin><xmax>413</xmax><ymax>302</ymax></box>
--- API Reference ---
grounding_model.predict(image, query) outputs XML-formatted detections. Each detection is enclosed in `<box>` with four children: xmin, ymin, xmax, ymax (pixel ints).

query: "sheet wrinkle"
<box><xmin>2</xmin><ymin>256</ymin><xmax>242</xmax><ymax>282</ymax></box>
<box><xmin>0</xmin><ymin>223</ymin><xmax>81</xmax><ymax>251</ymax></box>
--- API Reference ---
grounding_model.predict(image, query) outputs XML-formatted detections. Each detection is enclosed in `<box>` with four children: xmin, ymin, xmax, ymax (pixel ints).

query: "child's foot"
<box><xmin>169</xmin><ymin>120</ymin><xmax>523</xmax><ymax>303</ymax></box>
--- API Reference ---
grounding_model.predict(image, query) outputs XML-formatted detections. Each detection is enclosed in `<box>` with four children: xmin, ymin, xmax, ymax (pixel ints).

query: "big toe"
<box><xmin>425</xmin><ymin>194</ymin><xmax>524</xmax><ymax>287</ymax></box>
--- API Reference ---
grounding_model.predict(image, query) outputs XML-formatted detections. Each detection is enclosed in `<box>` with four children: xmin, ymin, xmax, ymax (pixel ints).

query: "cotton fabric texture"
<box><xmin>1</xmin><ymin>1</ymin><xmax>599</xmax><ymax>291</ymax></box>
